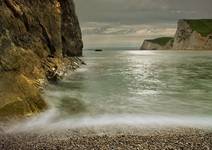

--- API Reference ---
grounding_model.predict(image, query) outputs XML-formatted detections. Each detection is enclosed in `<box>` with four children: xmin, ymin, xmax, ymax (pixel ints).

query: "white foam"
<box><xmin>7</xmin><ymin>108</ymin><xmax>212</xmax><ymax>133</ymax></box>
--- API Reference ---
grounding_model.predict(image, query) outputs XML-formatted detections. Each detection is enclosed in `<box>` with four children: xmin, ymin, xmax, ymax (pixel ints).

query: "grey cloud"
<box><xmin>81</xmin><ymin>22</ymin><xmax>177</xmax><ymax>49</ymax></box>
<box><xmin>75</xmin><ymin>0</ymin><xmax>212</xmax><ymax>24</ymax></box>
<box><xmin>74</xmin><ymin>0</ymin><xmax>212</xmax><ymax>48</ymax></box>
<box><xmin>81</xmin><ymin>22</ymin><xmax>176</xmax><ymax>35</ymax></box>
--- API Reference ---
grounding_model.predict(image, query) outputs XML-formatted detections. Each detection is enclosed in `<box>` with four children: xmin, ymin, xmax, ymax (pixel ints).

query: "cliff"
<box><xmin>140</xmin><ymin>19</ymin><xmax>212</xmax><ymax>50</ymax></box>
<box><xmin>0</xmin><ymin>0</ymin><xmax>83</xmax><ymax>119</ymax></box>
<box><xmin>140</xmin><ymin>37</ymin><xmax>173</xmax><ymax>50</ymax></box>
<box><xmin>173</xmin><ymin>19</ymin><xmax>212</xmax><ymax>50</ymax></box>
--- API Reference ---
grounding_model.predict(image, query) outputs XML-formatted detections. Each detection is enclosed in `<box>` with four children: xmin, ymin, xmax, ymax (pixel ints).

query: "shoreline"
<box><xmin>0</xmin><ymin>56</ymin><xmax>85</xmax><ymax>121</ymax></box>
<box><xmin>0</xmin><ymin>127</ymin><xmax>211</xmax><ymax>149</ymax></box>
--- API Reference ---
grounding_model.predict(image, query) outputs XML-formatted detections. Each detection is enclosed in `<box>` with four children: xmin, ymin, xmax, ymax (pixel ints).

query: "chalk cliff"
<box><xmin>0</xmin><ymin>0</ymin><xmax>83</xmax><ymax>118</ymax></box>
<box><xmin>140</xmin><ymin>37</ymin><xmax>173</xmax><ymax>50</ymax></box>
<box><xmin>140</xmin><ymin>19</ymin><xmax>212</xmax><ymax>50</ymax></box>
<box><xmin>173</xmin><ymin>19</ymin><xmax>212</xmax><ymax>50</ymax></box>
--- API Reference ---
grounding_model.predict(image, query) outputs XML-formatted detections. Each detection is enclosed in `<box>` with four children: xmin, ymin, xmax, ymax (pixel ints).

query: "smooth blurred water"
<box><xmin>8</xmin><ymin>50</ymin><xmax>212</xmax><ymax>132</ymax></box>
<box><xmin>45</xmin><ymin>50</ymin><xmax>212</xmax><ymax>118</ymax></box>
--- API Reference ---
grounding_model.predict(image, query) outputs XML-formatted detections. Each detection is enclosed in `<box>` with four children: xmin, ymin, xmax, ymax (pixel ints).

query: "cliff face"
<box><xmin>140</xmin><ymin>37</ymin><xmax>173</xmax><ymax>50</ymax></box>
<box><xmin>140</xmin><ymin>19</ymin><xmax>212</xmax><ymax>50</ymax></box>
<box><xmin>0</xmin><ymin>0</ymin><xmax>83</xmax><ymax>118</ymax></box>
<box><xmin>173</xmin><ymin>19</ymin><xmax>212</xmax><ymax>50</ymax></box>
<box><xmin>60</xmin><ymin>0</ymin><xmax>83</xmax><ymax>56</ymax></box>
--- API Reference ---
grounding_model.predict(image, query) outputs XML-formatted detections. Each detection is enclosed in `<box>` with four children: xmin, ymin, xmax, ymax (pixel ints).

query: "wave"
<box><xmin>6</xmin><ymin>109</ymin><xmax>212</xmax><ymax>133</ymax></box>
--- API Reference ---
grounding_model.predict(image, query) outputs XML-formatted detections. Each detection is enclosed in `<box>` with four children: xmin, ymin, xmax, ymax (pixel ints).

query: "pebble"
<box><xmin>0</xmin><ymin>128</ymin><xmax>211</xmax><ymax>150</ymax></box>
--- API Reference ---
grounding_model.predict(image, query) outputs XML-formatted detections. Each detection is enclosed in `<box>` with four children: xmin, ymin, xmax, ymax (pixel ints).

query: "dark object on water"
<box><xmin>94</xmin><ymin>49</ymin><xmax>103</xmax><ymax>52</ymax></box>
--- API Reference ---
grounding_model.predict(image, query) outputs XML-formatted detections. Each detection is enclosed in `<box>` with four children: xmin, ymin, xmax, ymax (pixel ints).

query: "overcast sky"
<box><xmin>74</xmin><ymin>0</ymin><xmax>212</xmax><ymax>49</ymax></box>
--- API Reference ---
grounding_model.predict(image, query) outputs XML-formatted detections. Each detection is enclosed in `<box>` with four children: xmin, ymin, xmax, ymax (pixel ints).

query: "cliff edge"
<box><xmin>0</xmin><ymin>0</ymin><xmax>83</xmax><ymax>119</ymax></box>
<box><xmin>140</xmin><ymin>19</ymin><xmax>212</xmax><ymax>50</ymax></box>
<box><xmin>173</xmin><ymin>19</ymin><xmax>212</xmax><ymax>50</ymax></box>
<box><xmin>140</xmin><ymin>37</ymin><xmax>173</xmax><ymax>50</ymax></box>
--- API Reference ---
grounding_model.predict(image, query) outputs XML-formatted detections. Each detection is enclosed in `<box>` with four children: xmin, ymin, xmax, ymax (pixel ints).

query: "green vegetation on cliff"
<box><xmin>146</xmin><ymin>37</ymin><xmax>174</xmax><ymax>46</ymax></box>
<box><xmin>185</xmin><ymin>19</ymin><xmax>212</xmax><ymax>36</ymax></box>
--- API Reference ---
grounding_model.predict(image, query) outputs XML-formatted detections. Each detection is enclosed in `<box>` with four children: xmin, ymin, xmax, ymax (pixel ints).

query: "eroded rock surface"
<box><xmin>60</xmin><ymin>0</ymin><xmax>83</xmax><ymax>56</ymax></box>
<box><xmin>173</xmin><ymin>19</ymin><xmax>212</xmax><ymax>50</ymax></box>
<box><xmin>0</xmin><ymin>0</ymin><xmax>83</xmax><ymax>119</ymax></box>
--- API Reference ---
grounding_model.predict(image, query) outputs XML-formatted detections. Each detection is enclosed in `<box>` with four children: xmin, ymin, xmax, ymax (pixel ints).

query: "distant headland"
<box><xmin>140</xmin><ymin>19</ymin><xmax>212</xmax><ymax>50</ymax></box>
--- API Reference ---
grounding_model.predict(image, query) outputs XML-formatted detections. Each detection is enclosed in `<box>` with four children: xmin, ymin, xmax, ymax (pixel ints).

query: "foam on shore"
<box><xmin>5</xmin><ymin>108</ymin><xmax>212</xmax><ymax>133</ymax></box>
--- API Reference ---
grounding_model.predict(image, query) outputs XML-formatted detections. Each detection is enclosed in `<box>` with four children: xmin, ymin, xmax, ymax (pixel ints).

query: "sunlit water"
<box><xmin>9</xmin><ymin>50</ymin><xmax>212</xmax><ymax>132</ymax></box>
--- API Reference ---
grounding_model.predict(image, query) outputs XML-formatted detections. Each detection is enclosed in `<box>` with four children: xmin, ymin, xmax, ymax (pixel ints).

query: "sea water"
<box><xmin>9</xmin><ymin>50</ymin><xmax>212</xmax><ymax>131</ymax></box>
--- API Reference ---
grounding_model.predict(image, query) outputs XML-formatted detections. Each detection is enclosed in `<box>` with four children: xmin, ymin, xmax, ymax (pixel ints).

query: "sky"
<box><xmin>74</xmin><ymin>0</ymin><xmax>212</xmax><ymax>49</ymax></box>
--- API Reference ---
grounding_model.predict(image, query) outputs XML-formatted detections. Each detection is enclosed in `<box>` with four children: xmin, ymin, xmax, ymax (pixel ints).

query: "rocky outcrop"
<box><xmin>60</xmin><ymin>0</ymin><xmax>83</xmax><ymax>56</ymax></box>
<box><xmin>140</xmin><ymin>37</ymin><xmax>173</xmax><ymax>50</ymax></box>
<box><xmin>140</xmin><ymin>19</ymin><xmax>212</xmax><ymax>50</ymax></box>
<box><xmin>173</xmin><ymin>19</ymin><xmax>212</xmax><ymax>50</ymax></box>
<box><xmin>0</xmin><ymin>0</ymin><xmax>83</xmax><ymax>119</ymax></box>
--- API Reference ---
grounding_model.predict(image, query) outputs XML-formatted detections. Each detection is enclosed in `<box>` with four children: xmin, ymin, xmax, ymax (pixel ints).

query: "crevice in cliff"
<box><xmin>4</xmin><ymin>0</ymin><xmax>30</xmax><ymax>32</ymax></box>
<box><xmin>21</xmin><ymin>13</ymin><xmax>30</xmax><ymax>31</ymax></box>
<box><xmin>4</xmin><ymin>0</ymin><xmax>23</xmax><ymax>17</ymax></box>
<box><xmin>38</xmin><ymin>21</ymin><xmax>56</xmax><ymax>56</ymax></box>
<box><xmin>61</xmin><ymin>36</ymin><xmax>66</xmax><ymax>56</ymax></box>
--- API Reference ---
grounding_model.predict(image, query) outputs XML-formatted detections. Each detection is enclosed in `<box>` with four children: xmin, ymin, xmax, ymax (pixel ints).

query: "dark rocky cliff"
<box><xmin>60</xmin><ymin>0</ymin><xmax>83</xmax><ymax>56</ymax></box>
<box><xmin>0</xmin><ymin>0</ymin><xmax>83</xmax><ymax>118</ymax></box>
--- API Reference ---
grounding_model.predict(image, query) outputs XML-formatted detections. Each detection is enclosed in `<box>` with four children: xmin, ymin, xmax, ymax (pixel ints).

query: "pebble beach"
<box><xmin>0</xmin><ymin>127</ymin><xmax>212</xmax><ymax>150</ymax></box>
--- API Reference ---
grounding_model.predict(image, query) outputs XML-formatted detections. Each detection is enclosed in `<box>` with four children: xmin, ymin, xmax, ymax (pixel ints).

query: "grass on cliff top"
<box><xmin>185</xmin><ymin>19</ymin><xmax>212</xmax><ymax>36</ymax></box>
<box><xmin>146</xmin><ymin>37</ymin><xmax>174</xmax><ymax>46</ymax></box>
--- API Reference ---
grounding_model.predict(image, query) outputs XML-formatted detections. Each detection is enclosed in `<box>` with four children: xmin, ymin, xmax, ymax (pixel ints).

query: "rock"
<box><xmin>94</xmin><ymin>49</ymin><xmax>103</xmax><ymax>52</ymax></box>
<box><xmin>140</xmin><ymin>37</ymin><xmax>173</xmax><ymax>50</ymax></box>
<box><xmin>0</xmin><ymin>72</ymin><xmax>47</xmax><ymax>118</ymax></box>
<box><xmin>173</xmin><ymin>19</ymin><xmax>212</xmax><ymax>50</ymax></box>
<box><xmin>60</xmin><ymin>0</ymin><xmax>83</xmax><ymax>57</ymax></box>
<box><xmin>140</xmin><ymin>19</ymin><xmax>212</xmax><ymax>50</ymax></box>
<box><xmin>0</xmin><ymin>0</ymin><xmax>83</xmax><ymax>118</ymax></box>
